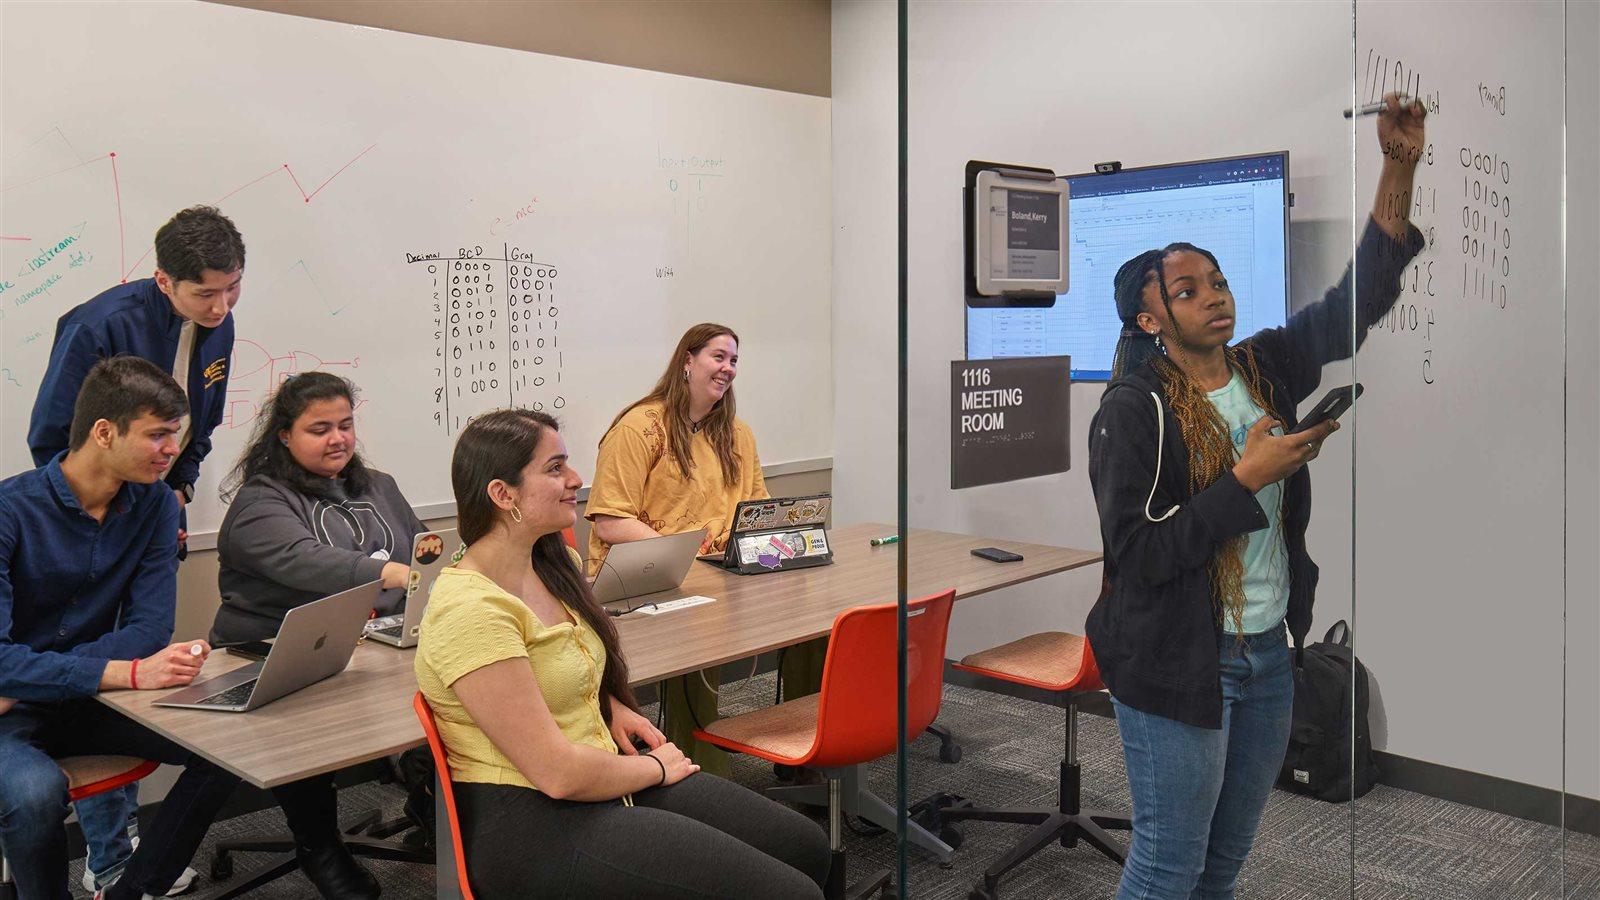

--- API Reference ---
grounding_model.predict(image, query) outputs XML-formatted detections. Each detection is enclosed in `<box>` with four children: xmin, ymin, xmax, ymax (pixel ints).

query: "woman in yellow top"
<box><xmin>586</xmin><ymin>322</ymin><xmax>826</xmax><ymax>777</ymax></box>
<box><xmin>415</xmin><ymin>409</ymin><xmax>828</xmax><ymax>898</ymax></box>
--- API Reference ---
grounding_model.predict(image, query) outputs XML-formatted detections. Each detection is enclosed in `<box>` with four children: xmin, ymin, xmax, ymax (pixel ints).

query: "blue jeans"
<box><xmin>76</xmin><ymin>785</ymin><xmax>139</xmax><ymax>886</ymax></box>
<box><xmin>1111</xmin><ymin>623</ymin><xmax>1294</xmax><ymax>900</ymax></box>
<box><xmin>0</xmin><ymin>698</ymin><xmax>239</xmax><ymax>900</ymax></box>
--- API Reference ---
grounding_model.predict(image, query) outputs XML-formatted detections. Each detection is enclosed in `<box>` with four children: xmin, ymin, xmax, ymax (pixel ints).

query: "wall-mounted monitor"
<box><xmin>964</xmin><ymin>152</ymin><xmax>1290</xmax><ymax>381</ymax></box>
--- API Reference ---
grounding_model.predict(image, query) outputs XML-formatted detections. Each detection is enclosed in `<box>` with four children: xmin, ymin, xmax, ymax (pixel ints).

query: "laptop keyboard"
<box><xmin>373</xmin><ymin>624</ymin><xmax>404</xmax><ymax>638</ymax></box>
<box><xmin>197</xmin><ymin>679</ymin><xmax>258</xmax><ymax>707</ymax></box>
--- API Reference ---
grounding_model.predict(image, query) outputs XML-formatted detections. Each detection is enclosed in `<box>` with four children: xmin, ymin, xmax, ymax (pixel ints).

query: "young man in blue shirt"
<box><xmin>0</xmin><ymin>358</ymin><xmax>240</xmax><ymax>900</ymax></box>
<box><xmin>25</xmin><ymin>205</ymin><xmax>242</xmax><ymax>893</ymax></box>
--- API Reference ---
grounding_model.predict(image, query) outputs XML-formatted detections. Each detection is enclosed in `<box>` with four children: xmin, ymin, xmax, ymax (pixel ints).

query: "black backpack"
<box><xmin>1278</xmin><ymin>621</ymin><xmax>1379</xmax><ymax>802</ymax></box>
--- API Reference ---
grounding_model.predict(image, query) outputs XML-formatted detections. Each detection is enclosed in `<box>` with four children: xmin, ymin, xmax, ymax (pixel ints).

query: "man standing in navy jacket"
<box><xmin>29</xmin><ymin>205</ymin><xmax>243</xmax><ymax>538</ymax></box>
<box><xmin>24</xmin><ymin>205</ymin><xmax>243</xmax><ymax>894</ymax></box>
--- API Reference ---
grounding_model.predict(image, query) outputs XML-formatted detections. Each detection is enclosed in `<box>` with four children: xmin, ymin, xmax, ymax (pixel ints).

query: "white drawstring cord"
<box><xmin>1145</xmin><ymin>391</ymin><xmax>1180</xmax><ymax>523</ymax></box>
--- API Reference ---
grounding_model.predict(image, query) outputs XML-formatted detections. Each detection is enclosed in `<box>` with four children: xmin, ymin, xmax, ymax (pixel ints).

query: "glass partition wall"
<box><xmin>894</xmin><ymin>1</ymin><xmax>1587</xmax><ymax>898</ymax></box>
<box><xmin>1349</xmin><ymin>2</ymin><xmax>1585</xmax><ymax>898</ymax></box>
<box><xmin>899</xmin><ymin>1</ymin><xmax>1356</xmax><ymax>896</ymax></box>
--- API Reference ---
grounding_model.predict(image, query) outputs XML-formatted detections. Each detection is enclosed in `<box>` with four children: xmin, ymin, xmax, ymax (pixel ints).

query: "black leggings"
<box><xmin>455</xmin><ymin>773</ymin><xmax>830</xmax><ymax>899</ymax></box>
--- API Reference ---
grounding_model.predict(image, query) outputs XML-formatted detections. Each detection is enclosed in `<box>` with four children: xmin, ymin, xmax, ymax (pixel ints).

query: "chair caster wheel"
<box><xmin>939</xmin><ymin>742</ymin><xmax>963</xmax><ymax>763</ymax></box>
<box><xmin>210</xmin><ymin>852</ymin><xmax>234</xmax><ymax>881</ymax></box>
<box><xmin>968</xmin><ymin>886</ymin><xmax>997</xmax><ymax>900</ymax></box>
<box><xmin>940</xmin><ymin>825</ymin><xmax>964</xmax><ymax>850</ymax></box>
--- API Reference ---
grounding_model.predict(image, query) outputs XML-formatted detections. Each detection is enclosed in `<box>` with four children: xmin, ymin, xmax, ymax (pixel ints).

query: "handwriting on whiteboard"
<box><xmin>408</xmin><ymin>245</ymin><xmax>564</xmax><ymax>433</ymax></box>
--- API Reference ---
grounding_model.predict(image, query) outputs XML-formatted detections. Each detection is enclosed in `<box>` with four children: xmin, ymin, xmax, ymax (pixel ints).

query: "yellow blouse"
<box><xmin>414</xmin><ymin>566</ymin><xmax>616</xmax><ymax>790</ymax></box>
<box><xmin>584</xmin><ymin>400</ymin><xmax>767</xmax><ymax>578</ymax></box>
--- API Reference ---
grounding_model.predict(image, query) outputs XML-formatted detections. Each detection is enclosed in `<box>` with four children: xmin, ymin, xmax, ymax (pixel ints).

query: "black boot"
<box><xmin>294</xmin><ymin>835</ymin><xmax>381</xmax><ymax>900</ymax></box>
<box><xmin>274</xmin><ymin>774</ymin><xmax>381</xmax><ymax>899</ymax></box>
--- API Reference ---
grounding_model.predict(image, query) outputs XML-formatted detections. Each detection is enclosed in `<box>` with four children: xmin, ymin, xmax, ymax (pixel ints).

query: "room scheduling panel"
<box><xmin>973</xmin><ymin>168</ymin><xmax>1070</xmax><ymax>297</ymax></box>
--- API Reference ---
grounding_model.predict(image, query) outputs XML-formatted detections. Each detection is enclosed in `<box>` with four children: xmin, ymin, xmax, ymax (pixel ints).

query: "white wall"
<box><xmin>832</xmin><ymin>0</ymin><xmax>1595</xmax><ymax>797</ymax></box>
<box><xmin>831</xmin><ymin>0</ymin><xmax>901</xmax><ymax>529</ymax></box>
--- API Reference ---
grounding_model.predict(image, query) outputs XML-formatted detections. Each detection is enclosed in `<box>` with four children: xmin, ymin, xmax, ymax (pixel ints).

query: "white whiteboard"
<box><xmin>1350</xmin><ymin>0</ymin><xmax>1566</xmax><ymax>788</ymax></box>
<box><xmin>0</xmin><ymin>0</ymin><xmax>832</xmax><ymax>538</ymax></box>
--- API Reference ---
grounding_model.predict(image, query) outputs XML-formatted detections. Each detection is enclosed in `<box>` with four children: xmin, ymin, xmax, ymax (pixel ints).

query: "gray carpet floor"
<box><xmin>66</xmin><ymin>676</ymin><xmax>1600</xmax><ymax>898</ymax></box>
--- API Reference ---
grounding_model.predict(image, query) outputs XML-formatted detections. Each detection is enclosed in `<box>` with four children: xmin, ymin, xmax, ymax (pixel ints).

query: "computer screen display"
<box><xmin>964</xmin><ymin>152</ymin><xmax>1290</xmax><ymax>381</ymax></box>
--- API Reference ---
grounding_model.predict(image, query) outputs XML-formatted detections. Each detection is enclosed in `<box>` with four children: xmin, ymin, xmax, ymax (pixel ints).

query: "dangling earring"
<box><xmin>509</xmin><ymin>507</ymin><xmax>523</xmax><ymax>524</ymax></box>
<box><xmin>1153</xmin><ymin>332</ymin><xmax>1167</xmax><ymax>354</ymax></box>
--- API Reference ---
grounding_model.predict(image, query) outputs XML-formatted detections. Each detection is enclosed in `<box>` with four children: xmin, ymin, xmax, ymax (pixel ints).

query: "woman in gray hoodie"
<box><xmin>211</xmin><ymin>371</ymin><xmax>423</xmax><ymax>899</ymax></box>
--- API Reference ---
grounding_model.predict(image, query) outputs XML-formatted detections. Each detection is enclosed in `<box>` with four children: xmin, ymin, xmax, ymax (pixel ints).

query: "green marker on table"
<box><xmin>870</xmin><ymin>535</ymin><xmax>900</xmax><ymax>547</ymax></box>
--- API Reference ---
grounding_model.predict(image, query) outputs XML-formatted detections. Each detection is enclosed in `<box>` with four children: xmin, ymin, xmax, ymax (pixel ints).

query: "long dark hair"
<box><xmin>604</xmin><ymin>323</ymin><xmax>742</xmax><ymax>485</ymax></box>
<box><xmin>453</xmin><ymin>409</ymin><xmax>639</xmax><ymax>717</ymax></box>
<box><xmin>221</xmin><ymin>372</ymin><xmax>373</xmax><ymax>502</ymax></box>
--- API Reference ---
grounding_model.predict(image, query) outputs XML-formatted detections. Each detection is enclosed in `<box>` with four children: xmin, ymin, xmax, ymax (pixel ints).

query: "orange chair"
<box><xmin>921</xmin><ymin>632</ymin><xmax>1132</xmax><ymax>899</ymax></box>
<box><xmin>0</xmin><ymin>756</ymin><xmax>160</xmax><ymax>899</ymax></box>
<box><xmin>413</xmin><ymin>693</ymin><xmax>476</xmax><ymax>900</ymax></box>
<box><xmin>695</xmin><ymin>589</ymin><xmax>957</xmax><ymax>899</ymax></box>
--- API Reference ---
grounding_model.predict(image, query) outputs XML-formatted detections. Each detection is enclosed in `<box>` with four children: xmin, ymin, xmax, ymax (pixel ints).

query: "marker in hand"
<box><xmin>1343</xmin><ymin>94</ymin><xmax>1423</xmax><ymax>119</ymax></box>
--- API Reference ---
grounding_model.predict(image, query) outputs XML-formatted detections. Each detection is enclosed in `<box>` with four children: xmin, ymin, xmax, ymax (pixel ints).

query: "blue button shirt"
<box><xmin>0</xmin><ymin>454</ymin><xmax>179</xmax><ymax>701</ymax></box>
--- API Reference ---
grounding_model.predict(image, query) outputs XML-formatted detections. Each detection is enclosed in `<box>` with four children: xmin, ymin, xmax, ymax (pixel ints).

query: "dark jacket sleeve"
<box><xmin>1089</xmin><ymin>385</ymin><xmax>1269</xmax><ymax>590</ymax></box>
<box><xmin>168</xmin><ymin>321</ymin><xmax>233</xmax><ymax>489</ymax></box>
<box><xmin>1245</xmin><ymin>218</ymin><xmax>1426</xmax><ymax>405</ymax></box>
<box><xmin>27</xmin><ymin>323</ymin><xmax>101</xmax><ymax>468</ymax></box>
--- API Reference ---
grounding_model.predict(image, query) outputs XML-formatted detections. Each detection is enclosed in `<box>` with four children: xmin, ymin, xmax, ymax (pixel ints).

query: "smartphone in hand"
<box><xmin>1292</xmin><ymin>384</ymin><xmax>1363</xmax><ymax>434</ymax></box>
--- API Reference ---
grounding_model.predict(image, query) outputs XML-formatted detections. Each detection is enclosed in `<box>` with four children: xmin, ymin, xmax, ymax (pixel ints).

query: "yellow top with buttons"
<box><xmin>415</xmin><ymin>560</ymin><xmax>619</xmax><ymax>792</ymax></box>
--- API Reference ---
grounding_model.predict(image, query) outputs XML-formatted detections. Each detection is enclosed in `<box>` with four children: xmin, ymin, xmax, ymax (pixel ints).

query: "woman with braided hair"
<box><xmin>1086</xmin><ymin>92</ymin><xmax>1427</xmax><ymax>900</ymax></box>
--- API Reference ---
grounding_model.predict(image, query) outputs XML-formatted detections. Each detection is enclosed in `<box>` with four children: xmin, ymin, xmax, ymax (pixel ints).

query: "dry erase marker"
<box><xmin>1343</xmin><ymin>96</ymin><xmax>1416</xmax><ymax>119</ymax></box>
<box><xmin>869</xmin><ymin>535</ymin><xmax>900</xmax><ymax>547</ymax></box>
<box><xmin>189</xmin><ymin>643</ymin><xmax>204</xmax><ymax>657</ymax></box>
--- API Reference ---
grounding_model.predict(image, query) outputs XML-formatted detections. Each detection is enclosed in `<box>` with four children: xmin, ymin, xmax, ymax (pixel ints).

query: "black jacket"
<box><xmin>1086</xmin><ymin>220</ymin><xmax>1424</xmax><ymax>729</ymax></box>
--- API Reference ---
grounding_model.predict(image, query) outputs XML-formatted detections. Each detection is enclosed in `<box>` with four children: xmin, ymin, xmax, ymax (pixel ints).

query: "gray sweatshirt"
<box><xmin>210</xmin><ymin>470</ymin><xmax>425</xmax><ymax>644</ymax></box>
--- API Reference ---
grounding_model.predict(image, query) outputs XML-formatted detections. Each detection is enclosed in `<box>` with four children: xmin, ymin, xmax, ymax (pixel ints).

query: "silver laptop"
<box><xmin>367</xmin><ymin>528</ymin><xmax>459</xmax><ymax>648</ymax></box>
<box><xmin>590</xmin><ymin>530</ymin><xmax>703</xmax><ymax>605</ymax></box>
<box><xmin>156</xmin><ymin>581</ymin><xmax>381</xmax><ymax>712</ymax></box>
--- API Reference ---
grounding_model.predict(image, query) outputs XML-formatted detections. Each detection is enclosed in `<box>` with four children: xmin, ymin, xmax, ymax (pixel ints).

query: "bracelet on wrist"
<box><xmin>129</xmin><ymin>658</ymin><xmax>140</xmax><ymax>690</ymax></box>
<box><xmin>648</xmin><ymin>753</ymin><xmax>666</xmax><ymax>786</ymax></box>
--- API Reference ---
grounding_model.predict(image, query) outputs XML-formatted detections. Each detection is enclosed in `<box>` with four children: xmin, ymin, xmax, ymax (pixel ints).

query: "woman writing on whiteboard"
<box><xmin>212</xmin><ymin>372</ymin><xmax>423</xmax><ymax>900</ymax></box>
<box><xmin>585</xmin><ymin>323</ymin><xmax>826</xmax><ymax>779</ymax></box>
<box><xmin>1087</xmin><ymin>93</ymin><xmax>1426</xmax><ymax>900</ymax></box>
<box><xmin>415</xmin><ymin>409</ymin><xmax>829</xmax><ymax>898</ymax></box>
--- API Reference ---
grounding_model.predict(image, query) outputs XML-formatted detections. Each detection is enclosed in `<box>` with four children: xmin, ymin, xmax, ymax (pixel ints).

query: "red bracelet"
<box><xmin>129</xmin><ymin>658</ymin><xmax>139</xmax><ymax>690</ymax></box>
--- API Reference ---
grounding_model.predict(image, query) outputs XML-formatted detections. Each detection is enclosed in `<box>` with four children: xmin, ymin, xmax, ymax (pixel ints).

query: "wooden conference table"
<box><xmin>98</xmin><ymin>523</ymin><xmax>1101</xmax><ymax>895</ymax></box>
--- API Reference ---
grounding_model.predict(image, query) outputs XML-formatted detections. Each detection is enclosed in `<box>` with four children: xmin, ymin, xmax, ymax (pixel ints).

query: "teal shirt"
<box><xmin>1206</xmin><ymin>370</ymin><xmax>1290</xmax><ymax>634</ymax></box>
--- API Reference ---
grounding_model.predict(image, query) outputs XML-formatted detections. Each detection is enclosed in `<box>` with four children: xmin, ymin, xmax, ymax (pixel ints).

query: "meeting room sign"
<box><xmin>950</xmin><ymin>356</ymin><xmax>1071</xmax><ymax>489</ymax></box>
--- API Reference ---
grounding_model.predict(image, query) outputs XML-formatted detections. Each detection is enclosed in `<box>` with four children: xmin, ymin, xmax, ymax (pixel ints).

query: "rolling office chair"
<box><xmin>917</xmin><ymin>631</ymin><xmax>1132</xmax><ymax>900</ymax></box>
<box><xmin>412</xmin><ymin>693</ymin><xmax>476</xmax><ymax>900</ymax></box>
<box><xmin>0</xmin><ymin>755</ymin><xmax>159</xmax><ymax>900</ymax></box>
<box><xmin>694</xmin><ymin>588</ymin><xmax>958</xmax><ymax>900</ymax></box>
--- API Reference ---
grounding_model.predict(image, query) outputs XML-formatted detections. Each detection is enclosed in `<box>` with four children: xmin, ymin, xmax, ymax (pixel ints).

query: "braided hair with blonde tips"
<box><xmin>1112</xmin><ymin>244</ymin><xmax>1285</xmax><ymax>632</ymax></box>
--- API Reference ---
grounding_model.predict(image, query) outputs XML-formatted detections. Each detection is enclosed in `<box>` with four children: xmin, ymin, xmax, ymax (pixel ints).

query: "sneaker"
<box><xmin>90</xmin><ymin>864</ymin><xmax>199</xmax><ymax>890</ymax></box>
<box><xmin>84</xmin><ymin>835</ymin><xmax>199</xmax><ymax>896</ymax></box>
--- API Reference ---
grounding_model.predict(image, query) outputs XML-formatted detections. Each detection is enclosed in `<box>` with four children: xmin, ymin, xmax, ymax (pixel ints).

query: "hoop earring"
<box><xmin>509</xmin><ymin>507</ymin><xmax>523</xmax><ymax>524</ymax></box>
<box><xmin>682</xmin><ymin>370</ymin><xmax>689</xmax><ymax>382</ymax></box>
